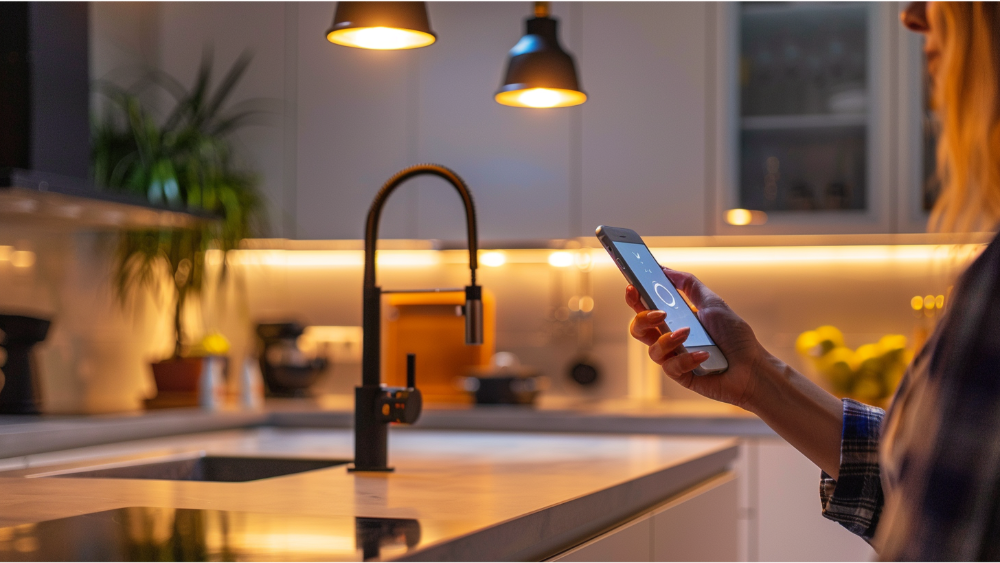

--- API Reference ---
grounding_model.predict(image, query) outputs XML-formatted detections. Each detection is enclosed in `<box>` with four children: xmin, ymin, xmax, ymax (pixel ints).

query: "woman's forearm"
<box><xmin>747</xmin><ymin>353</ymin><xmax>845</xmax><ymax>479</ymax></box>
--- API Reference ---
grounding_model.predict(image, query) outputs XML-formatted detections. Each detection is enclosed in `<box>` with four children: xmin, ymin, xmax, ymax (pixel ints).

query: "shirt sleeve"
<box><xmin>818</xmin><ymin>398</ymin><xmax>885</xmax><ymax>543</ymax></box>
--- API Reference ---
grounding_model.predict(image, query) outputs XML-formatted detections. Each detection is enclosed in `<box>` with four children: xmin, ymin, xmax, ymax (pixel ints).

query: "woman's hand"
<box><xmin>626</xmin><ymin>268</ymin><xmax>767</xmax><ymax>411</ymax></box>
<box><xmin>627</xmin><ymin>268</ymin><xmax>847</xmax><ymax>478</ymax></box>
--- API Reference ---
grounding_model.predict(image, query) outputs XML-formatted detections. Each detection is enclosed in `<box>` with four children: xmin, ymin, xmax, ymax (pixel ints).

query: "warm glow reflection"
<box><xmin>725</xmin><ymin>208</ymin><xmax>768</xmax><ymax>226</ymax></box>
<box><xmin>480</xmin><ymin>251</ymin><xmax>506</xmax><ymax>267</ymax></box>
<box><xmin>548</xmin><ymin>251</ymin><xmax>574</xmax><ymax>267</ymax></box>
<box><xmin>0</xmin><ymin>246</ymin><xmax>11</xmax><ymax>261</ymax></box>
<box><xmin>326</xmin><ymin>27</ymin><xmax>435</xmax><ymax>49</ymax></box>
<box><xmin>910</xmin><ymin>295</ymin><xmax>924</xmax><ymax>310</ymax></box>
<box><xmin>646</xmin><ymin>245</ymin><xmax>981</xmax><ymax>265</ymax></box>
<box><xmin>10</xmin><ymin>250</ymin><xmax>34</xmax><ymax>268</ymax></box>
<box><xmin>495</xmin><ymin>88</ymin><xmax>587</xmax><ymax>108</ymax></box>
<box><xmin>230</xmin><ymin>243</ymin><xmax>982</xmax><ymax>270</ymax></box>
<box><xmin>226</xmin><ymin>532</ymin><xmax>355</xmax><ymax>555</ymax></box>
<box><xmin>234</xmin><ymin>250</ymin><xmax>439</xmax><ymax>268</ymax></box>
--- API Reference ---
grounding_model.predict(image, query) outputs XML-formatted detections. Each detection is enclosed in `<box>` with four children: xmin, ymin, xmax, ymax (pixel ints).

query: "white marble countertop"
<box><xmin>0</xmin><ymin>428</ymin><xmax>738</xmax><ymax>561</ymax></box>
<box><xmin>0</xmin><ymin>398</ymin><xmax>773</xmax><ymax>460</ymax></box>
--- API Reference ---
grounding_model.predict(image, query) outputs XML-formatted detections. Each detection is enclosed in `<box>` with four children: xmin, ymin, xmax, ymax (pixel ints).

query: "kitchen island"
<box><xmin>0</xmin><ymin>428</ymin><xmax>737</xmax><ymax>561</ymax></box>
<box><xmin>0</xmin><ymin>398</ymin><xmax>771</xmax><ymax>460</ymax></box>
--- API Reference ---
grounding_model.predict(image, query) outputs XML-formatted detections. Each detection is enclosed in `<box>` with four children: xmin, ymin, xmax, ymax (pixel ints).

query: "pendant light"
<box><xmin>495</xmin><ymin>2</ymin><xmax>586</xmax><ymax>108</ymax></box>
<box><xmin>326</xmin><ymin>2</ymin><xmax>436</xmax><ymax>50</ymax></box>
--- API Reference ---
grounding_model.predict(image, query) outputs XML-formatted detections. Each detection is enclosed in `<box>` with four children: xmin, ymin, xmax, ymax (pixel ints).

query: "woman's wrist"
<box><xmin>744</xmin><ymin>349</ymin><xmax>846</xmax><ymax>477</ymax></box>
<box><xmin>740</xmin><ymin>348</ymin><xmax>793</xmax><ymax>416</ymax></box>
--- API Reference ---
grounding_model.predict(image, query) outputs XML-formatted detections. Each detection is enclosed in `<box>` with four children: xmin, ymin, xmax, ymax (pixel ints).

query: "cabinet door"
<box><xmin>413</xmin><ymin>2</ymin><xmax>575</xmax><ymax>242</ymax></box>
<box><xmin>651</xmin><ymin>472</ymin><xmax>738</xmax><ymax>562</ymax></box>
<box><xmin>713</xmin><ymin>2</ymin><xmax>897</xmax><ymax>235</ymax></box>
<box><xmin>895</xmin><ymin>12</ymin><xmax>934</xmax><ymax>234</ymax></box>
<box><xmin>755</xmin><ymin>438</ymin><xmax>876</xmax><ymax>562</ymax></box>
<box><xmin>580</xmin><ymin>2</ymin><xmax>710</xmax><ymax>237</ymax></box>
<box><xmin>550</xmin><ymin>514</ymin><xmax>652</xmax><ymax>562</ymax></box>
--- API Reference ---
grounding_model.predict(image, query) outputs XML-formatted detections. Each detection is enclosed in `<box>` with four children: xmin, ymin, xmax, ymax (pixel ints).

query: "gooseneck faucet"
<box><xmin>352</xmin><ymin>164</ymin><xmax>483</xmax><ymax>472</ymax></box>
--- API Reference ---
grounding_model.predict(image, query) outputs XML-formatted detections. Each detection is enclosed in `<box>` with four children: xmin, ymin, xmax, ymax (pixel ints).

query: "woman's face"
<box><xmin>902</xmin><ymin>2</ymin><xmax>942</xmax><ymax>81</ymax></box>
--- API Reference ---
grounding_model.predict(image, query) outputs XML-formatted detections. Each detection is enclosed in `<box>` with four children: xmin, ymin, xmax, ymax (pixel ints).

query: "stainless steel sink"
<box><xmin>38</xmin><ymin>454</ymin><xmax>350</xmax><ymax>482</ymax></box>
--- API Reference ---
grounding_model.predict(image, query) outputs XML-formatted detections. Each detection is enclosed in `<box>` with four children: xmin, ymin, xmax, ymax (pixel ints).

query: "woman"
<box><xmin>626</xmin><ymin>3</ymin><xmax>1000</xmax><ymax>559</ymax></box>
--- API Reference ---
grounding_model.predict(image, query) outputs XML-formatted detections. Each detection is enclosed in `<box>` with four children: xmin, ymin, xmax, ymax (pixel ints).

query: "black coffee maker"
<box><xmin>255</xmin><ymin>322</ymin><xmax>328</xmax><ymax>397</ymax></box>
<box><xmin>0</xmin><ymin>314</ymin><xmax>51</xmax><ymax>414</ymax></box>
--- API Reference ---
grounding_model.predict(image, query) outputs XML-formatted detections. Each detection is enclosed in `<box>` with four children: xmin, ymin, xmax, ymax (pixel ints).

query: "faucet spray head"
<box><xmin>464</xmin><ymin>285</ymin><xmax>484</xmax><ymax>345</ymax></box>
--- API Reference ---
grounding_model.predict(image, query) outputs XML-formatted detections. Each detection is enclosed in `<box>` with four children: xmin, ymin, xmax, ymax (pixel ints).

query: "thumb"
<box><xmin>663</xmin><ymin>268</ymin><xmax>726</xmax><ymax>310</ymax></box>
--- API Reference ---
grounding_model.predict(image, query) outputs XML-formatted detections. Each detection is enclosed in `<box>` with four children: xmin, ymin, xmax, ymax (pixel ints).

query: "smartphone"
<box><xmin>596</xmin><ymin>225</ymin><xmax>728</xmax><ymax>376</ymax></box>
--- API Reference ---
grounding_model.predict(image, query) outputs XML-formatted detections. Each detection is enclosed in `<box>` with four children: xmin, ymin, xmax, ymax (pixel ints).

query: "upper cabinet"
<box><xmin>714</xmin><ymin>2</ymin><xmax>910</xmax><ymax>235</ymax></box>
<box><xmin>896</xmin><ymin>17</ymin><xmax>936</xmax><ymax>233</ymax></box>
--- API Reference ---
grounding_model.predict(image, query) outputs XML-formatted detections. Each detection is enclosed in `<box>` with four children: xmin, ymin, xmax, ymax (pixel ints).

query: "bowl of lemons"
<box><xmin>795</xmin><ymin>325</ymin><xmax>911</xmax><ymax>406</ymax></box>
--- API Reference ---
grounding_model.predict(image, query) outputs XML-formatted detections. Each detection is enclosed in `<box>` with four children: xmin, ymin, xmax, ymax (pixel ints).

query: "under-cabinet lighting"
<box><xmin>548</xmin><ymin>251</ymin><xmax>574</xmax><ymax>267</ymax></box>
<box><xmin>480</xmin><ymin>251</ymin><xmax>507</xmax><ymax>267</ymax></box>
<box><xmin>228</xmin><ymin>243</ymin><xmax>983</xmax><ymax>270</ymax></box>
<box><xmin>233</xmin><ymin>250</ymin><xmax>440</xmax><ymax>268</ymax></box>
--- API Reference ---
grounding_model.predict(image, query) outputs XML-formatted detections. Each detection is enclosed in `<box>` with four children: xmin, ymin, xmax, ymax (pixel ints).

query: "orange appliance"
<box><xmin>383</xmin><ymin>289</ymin><xmax>495</xmax><ymax>404</ymax></box>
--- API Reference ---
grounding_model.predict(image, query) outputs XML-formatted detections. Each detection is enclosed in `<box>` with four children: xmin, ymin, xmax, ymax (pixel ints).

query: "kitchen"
<box><xmin>0</xmin><ymin>2</ymin><xmax>987</xmax><ymax>561</ymax></box>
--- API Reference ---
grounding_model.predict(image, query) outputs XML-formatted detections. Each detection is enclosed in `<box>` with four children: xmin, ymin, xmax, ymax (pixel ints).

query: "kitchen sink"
<box><xmin>38</xmin><ymin>454</ymin><xmax>350</xmax><ymax>482</ymax></box>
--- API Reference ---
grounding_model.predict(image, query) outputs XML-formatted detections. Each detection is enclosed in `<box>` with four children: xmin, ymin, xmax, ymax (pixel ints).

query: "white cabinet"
<box><xmin>551</xmin><ymin>472</ymin><xmax>738</xmax><ymax>562</ymax></box>
<box><xmin>713</xmin><ymin>2</ymin><xmax>919</xmax><ymax>235</ymax></box>
<box><xmin>742</xmin><ymin>438</ymin><xmax>876</xmax><ymax>562</ymax></box>
<box><xmin>293</xmin><ymin>2</ymin><xmax>715</xmax><ymax>241</ymax></box>
<box><xmin>579</xmin><ymin>2</ymin><xmax>711</xmax><ymax>238</ymax></box>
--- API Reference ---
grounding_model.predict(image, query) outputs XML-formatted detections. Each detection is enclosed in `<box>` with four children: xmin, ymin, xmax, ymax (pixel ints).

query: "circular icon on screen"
<box><xmin>653</xmin><ymin>282</ymin><xmax>677</xmax><ymax>308</ymax></box>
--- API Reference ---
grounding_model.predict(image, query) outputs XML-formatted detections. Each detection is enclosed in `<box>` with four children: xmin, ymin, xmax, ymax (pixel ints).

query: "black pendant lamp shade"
<box><xmin>326</xmin><ymin>2</ymin><xmax>436</xmax><ymax>50</ymax></box>
<box><xmin>495</xmin><ymin>2</ymin><xmax>586</xmax><ymax>108</ymax></box>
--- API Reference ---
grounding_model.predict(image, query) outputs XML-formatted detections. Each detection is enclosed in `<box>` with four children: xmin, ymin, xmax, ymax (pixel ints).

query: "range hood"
<box><xmin>0</xmin><ymin>3</ymin><xmax>216</xmax><ymax>230</ymax></box>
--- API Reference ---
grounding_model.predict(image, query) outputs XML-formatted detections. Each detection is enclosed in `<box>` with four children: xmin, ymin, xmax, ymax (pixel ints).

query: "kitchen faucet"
<box><xmin>352</xmin><ymin>164</ymin><xmax>483</xmax><ymax>472</ymax></box>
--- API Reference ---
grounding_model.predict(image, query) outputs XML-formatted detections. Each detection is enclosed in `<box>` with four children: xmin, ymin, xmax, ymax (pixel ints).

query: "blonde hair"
<box><xmin>929</xmin><ymin>2</ymin><xmax>1000</xmax><ymax>233</ymax></box>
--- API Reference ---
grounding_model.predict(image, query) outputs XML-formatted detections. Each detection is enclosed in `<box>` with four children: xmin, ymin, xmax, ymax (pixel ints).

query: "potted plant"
<box><xmin>92</xmin><ymin>52</ymin><xmax>267</xmax><ymax>398</ymax></box>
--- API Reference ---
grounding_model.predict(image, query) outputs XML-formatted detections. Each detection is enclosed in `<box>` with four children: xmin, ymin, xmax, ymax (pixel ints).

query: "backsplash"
<box><xmin>0</xmin><ymin>228</ymin><xmax>981</xmax><ymax>413</ymax></box>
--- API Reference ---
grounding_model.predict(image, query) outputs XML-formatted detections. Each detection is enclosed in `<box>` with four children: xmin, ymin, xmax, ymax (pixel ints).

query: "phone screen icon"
<box><xmin>614</xmin><ymin>241</ymin><xmax>715</xmax><ymax>347</ymax></box>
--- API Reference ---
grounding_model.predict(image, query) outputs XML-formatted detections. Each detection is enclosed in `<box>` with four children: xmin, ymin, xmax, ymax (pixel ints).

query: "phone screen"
<box><xmin>613</xmin><ymin>241</ymin><xmax>715</xmax><ymax>347</ymax></box>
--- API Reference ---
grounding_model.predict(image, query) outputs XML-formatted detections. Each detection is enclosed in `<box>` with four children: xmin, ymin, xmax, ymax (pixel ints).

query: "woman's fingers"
<box><xmin>624</xmin><ymin>285</ymin><xmax>645</xmax><ymax>314</ymax></box>
<box><xmin>648</xmin><ymin>327</ymin><xmax>690</xmax><ymax>363</ymax></box>
<box><xmin>630</xmin><ymin>309</ymin><xmax>667</xmax><ymax>346</ymax></box>
<box><xmin>661</xmin><ymin>350</ymin><xmax>710</xmax><ymax>378</ymax></box>
<box><xmin>663</xmin><ymin>268</ymin><xmax>727</xmax><ymax>311</ymax></box>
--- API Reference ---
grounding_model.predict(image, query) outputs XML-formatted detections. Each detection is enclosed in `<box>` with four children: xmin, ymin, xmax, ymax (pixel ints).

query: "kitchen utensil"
<box><xmin>465</xmin><ymin>352</ymin><xmax>542</xmax><ymax>405</ymax></box>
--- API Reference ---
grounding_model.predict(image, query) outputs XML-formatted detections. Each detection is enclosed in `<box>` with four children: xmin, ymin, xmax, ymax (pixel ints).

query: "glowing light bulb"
<box><xmin>495</xmin><ymin>88</ymin><xmax>587</xmax><ymax>108</ymax></box>
<box><xmin>327</xmin><ymin>27</ymin><xmax>435</xmax><ymax>50</ymax></box>
<box><xmin>725</xmin><ymin>208</ymin><xmax>768</xmax><ymax>226</ymax></box>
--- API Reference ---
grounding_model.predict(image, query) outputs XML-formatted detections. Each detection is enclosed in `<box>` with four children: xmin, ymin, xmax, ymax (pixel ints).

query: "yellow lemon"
<box><xmin>853</xmin><ymin>378</ymin><xmax>884</xmax><ymax>401</ymax></box>
<box><xmin>819</xmin><ymin>346</ymin><xmax>856</xmax><ymax>392</ymax></box>
<box><xmin>815</xmin><ymin>325</ymin><xmax>845</xmax><ymax>354</ymax></box>
<box><xmin>878</xmin><ymin>334</ymin><xmax>908</xmax><ymax>352</ymax></box>
<box><xmin>796</xmin><ymin>330</ymin><xmax>821</xmax><ymax>357</ymax></box>
<box><xmin>197</xmin><ymin>332</ymin><xmax>230</xmax><ymax>356</ymax></box>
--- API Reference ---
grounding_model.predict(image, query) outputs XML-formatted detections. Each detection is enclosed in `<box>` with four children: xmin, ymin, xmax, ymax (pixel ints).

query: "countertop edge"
<box><xmin>398</xmin><ymin>443</ymin><xmax>740</xmax><ymax>562</ymax></box>
<box><xmin>0</xmin><ymin>406</ymin><xmax>774</xmax><ymax>460</ymax></box>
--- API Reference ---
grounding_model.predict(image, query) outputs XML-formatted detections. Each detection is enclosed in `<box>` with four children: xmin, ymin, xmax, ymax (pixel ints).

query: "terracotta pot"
<box><xmin>150</xmin><ymin>357</ymin><xmax>204</xmax><ymax>394</ymax></box>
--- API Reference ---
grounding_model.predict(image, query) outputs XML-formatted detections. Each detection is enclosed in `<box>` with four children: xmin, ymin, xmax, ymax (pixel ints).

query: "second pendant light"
<box><xmin>495</xmin><ymin>2</ymin><xmax>587</xmax><ymax>108</ymax></box>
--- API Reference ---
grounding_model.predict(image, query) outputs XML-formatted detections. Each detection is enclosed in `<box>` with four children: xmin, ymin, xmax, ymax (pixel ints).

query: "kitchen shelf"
<box><xmin>0</xmin><ymin>168</ymin><xmax>219</xmax><ymax>230</ymax></box>
<box><xmin>740</xmin><ymin>113</ymin><xmax>867</xmax><ymax>130</ymax></box>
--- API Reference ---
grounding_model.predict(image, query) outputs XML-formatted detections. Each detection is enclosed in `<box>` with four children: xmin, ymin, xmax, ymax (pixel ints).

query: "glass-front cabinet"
<box><xmin>714</xmin><ymin>2</ymin><xmax>907</xmax><ymax>234</ymax></box>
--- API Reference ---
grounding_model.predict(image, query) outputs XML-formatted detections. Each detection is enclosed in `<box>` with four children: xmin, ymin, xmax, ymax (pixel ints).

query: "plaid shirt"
<box><xmin>818</xmin><ymin>230</ymin><xmax>1000</xmax><ymax>560</ymax></box>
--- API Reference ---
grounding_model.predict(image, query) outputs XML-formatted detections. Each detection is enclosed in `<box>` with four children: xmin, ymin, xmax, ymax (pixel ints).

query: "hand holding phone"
<box><xmin>596</xmin><ymin>225</ymin><xmax>728</xmax><ymax>376</ymax></box>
